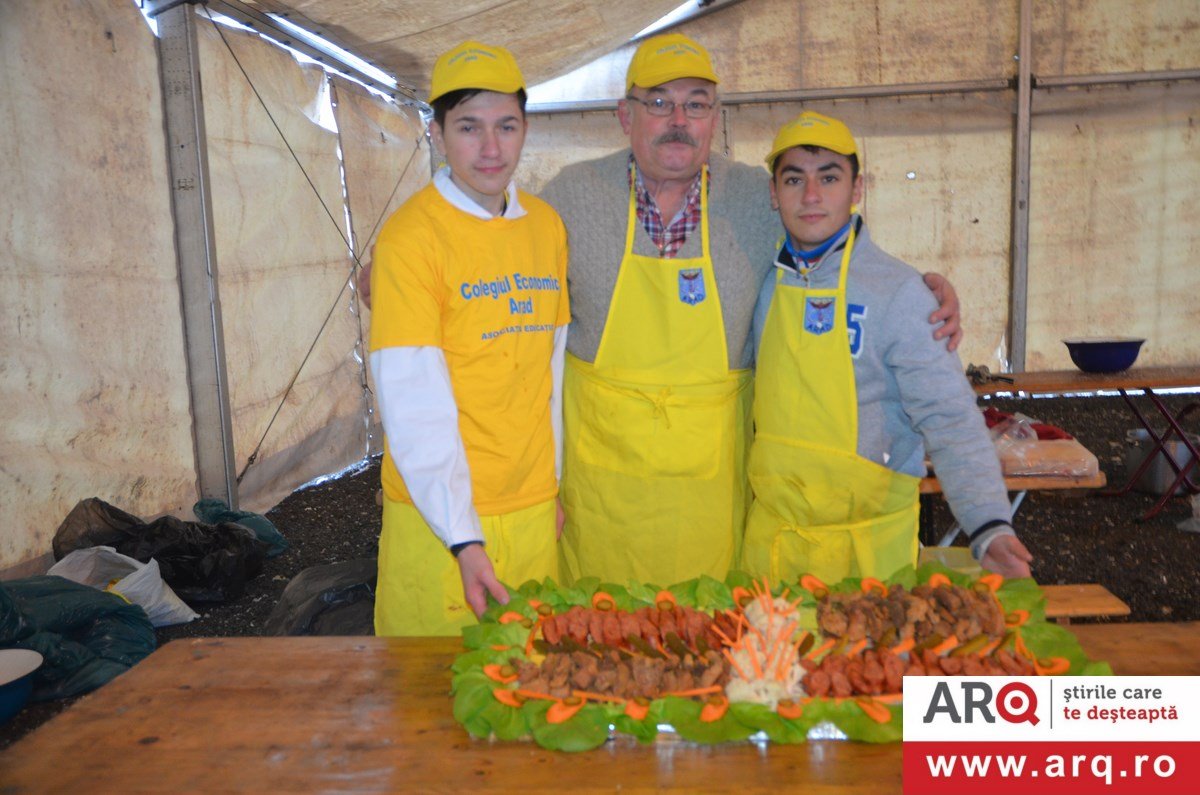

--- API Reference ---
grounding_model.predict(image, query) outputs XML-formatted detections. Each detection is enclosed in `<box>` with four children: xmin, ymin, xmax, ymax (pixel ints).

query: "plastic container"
<box><xmin>1062</xmin><ymin>338</ymin><xmax>1144</xmax><ymax>373</ymax></box>
<box><xmin>0</xmin><ymin>649</ymin><xmax>44</xmax><ymax>724</ymax></box>
<box><xmin>1123</xmin><ymin>428</ymin><xmax>1200</xmax><ymax>496</ymax></box>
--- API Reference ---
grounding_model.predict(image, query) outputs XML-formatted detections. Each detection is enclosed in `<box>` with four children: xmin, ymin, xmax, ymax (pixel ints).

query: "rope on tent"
<box><xmin>198</xmin><ymin>7</ymin><xmax>421</xmax><ymax>483</ymax></box>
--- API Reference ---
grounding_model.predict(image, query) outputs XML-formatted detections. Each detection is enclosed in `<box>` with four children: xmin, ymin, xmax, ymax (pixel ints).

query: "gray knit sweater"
<box><xmin>540</xmin><ymin>149</ymin><xmax>777</xmax><ymax>368</ymax></box>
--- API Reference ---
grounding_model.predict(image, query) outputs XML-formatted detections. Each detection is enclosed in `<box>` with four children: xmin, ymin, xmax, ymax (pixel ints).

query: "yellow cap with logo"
<box><xmin>429</xmin><ymin>40</ymin><xmax>525</xmax><ymax>103</ymax></box>
<box><xmin>765</xmin><ymin>111</ymin><xmax>858</xmax><ymax>167</ymax></box>
<box><xmin>625</xmin><ymin>33</ymin><xmax>719</xmax><ymax>92</ymax></box>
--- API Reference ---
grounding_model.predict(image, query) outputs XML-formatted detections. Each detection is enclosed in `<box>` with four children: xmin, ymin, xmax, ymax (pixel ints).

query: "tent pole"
<box><xmin>154</xmin><ymin>2</ymin><xmax>239</xmax><ymax>510</ymax></box>
<box><xmin>1008</xmin><ymin>0</ymin><xmax>1033</xmax><ymax>374</ymax></box>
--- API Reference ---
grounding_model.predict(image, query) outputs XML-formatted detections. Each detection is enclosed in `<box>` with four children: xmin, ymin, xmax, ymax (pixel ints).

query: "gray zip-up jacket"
<box><xmin>751</xmin><ymin>218</ymin><xmax>1017</xmax><ymax>560</ymax></box>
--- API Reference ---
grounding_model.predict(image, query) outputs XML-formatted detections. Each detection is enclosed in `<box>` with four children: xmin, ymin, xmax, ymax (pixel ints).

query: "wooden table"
<box><xmin>920</xmin><ymin>470</ymin><xmax>1107</xmax><ymax>546</ymax></box>
<box><xmin>972</xmin><ymin>366</ymin><xmax>1200</xmax><ymax>518</ymax></box>
<box><xmin>969</xmin><ymin>366</ymin><xmax>1200</xmax><ymax>398</ymax></box>
<box><xmin>2</xmin><ymin>626</ymin><xmax>1195</xmax><ymax>793</ymax></box>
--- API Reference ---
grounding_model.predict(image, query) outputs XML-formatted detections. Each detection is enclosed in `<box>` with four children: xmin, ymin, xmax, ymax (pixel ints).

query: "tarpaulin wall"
<box><xmin>0</xmin><ymin>0</ymin><xmax>428</xmax><ymax>572</ymax></box>
<box><xmin>0</xmin><ymin>0</ymin><xmax>196</xmax><ymax>573</ymax></box>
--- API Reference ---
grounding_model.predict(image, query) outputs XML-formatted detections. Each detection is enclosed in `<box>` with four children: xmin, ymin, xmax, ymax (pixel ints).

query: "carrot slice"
<box><xmin>927</xmin><ymin>573</ymin><xmax>951</xmax><ymax>589</ymax></box>
<box><xmin>799</xmin><ymin>574</ymin><xmax>828</xmax><ymax>594</ymax></box>
<box><xmin>489</xmin><ymin>644</ymin><xmax>512</xmax><ymax>652</ymax></box>
<box><xmin>493</xmin><ymin>689</ymin><xmax>525</xmax><ymax>708</ymax></box>
<box><xmin>860</xmin><ymin>577</ymin><xmax>887</xmax><ymax>596</ymax></box>
<box><xmin>591</xmin><ymin>591</ymin><xmax>616</xmax><ymax>611</ymax></box>
<box><xmin>699</xmin><ymin>695</ymin><xmax>729</xmax><ymax>723</ymax></box>
<box><xmin>889</xmin><ymin>637</ymin><xmax>915</xmax><ymax>656</ymax></box>
<box><xmin>1014</xmin><ymin>633</ymin><xmax>1037</xmax><ymax>664</ymax></box>
<box><xmin>573</xmin><ymin>689</ymin><xmax>625</xmax><ymax>704</ymax></box>
<box><xmin>856</xmin><ymin>697</ymin><xmax>893</xmax><ymax>724</ymax></box>
<box><xmin>498</xmin><ymin>611</ymin><xmax>527</xmax><ymax>625</ymax></box>
<box><xmin>806</xmin><ymin>637</ymin><xmax>837</xmax><ymax>661</ymax></box>
<box><xmin>776</xmin><ymin>699</ymin><xmax>804</xmax><ymax>720</ymax></box>
<box><xmin>722</xmin><ymin>648</ymin><xmax>750</xmax><ymax>681</ymax></box>
<box><xmin>624</xmin><ymin>698</ymin><xmax>650</xmax><ymax>721</ymax></box>
<box><xmin>654</xmin><ymin>590</ymin><xmax>677</xmax><ymax>609</ymax></box>
<box><xmin>978</xmin><ymin>573</ymin><xmax>1004</xmax><ymax>593</ymax></box>
<box><xmin>929</xmin><ymin>635</ymin><xmax>960</xmax><ymax>656</ymax></box>
<box><xmin>483</xmin><ymin>664</ymin><xmax>518</xmax><ymax>684</ymax></box>
<box><xmin>1036</xmin><ymin>656</ymin><xmax>1071</xmax><ymax>676</ymax></box>
<box><xmin>847</xmin><ymin>638</ymin><xmax>869</xmax><ymax>657</ymax></box>
<box><xmin>662</xmin><ymin>685</ymin><xmax>724</xmax><ymax>699</ymax></box>
<box><xmin>1005</xmin><ymin>609</ymin><xmax>1030</xmax><ymax>627</ymax></box>
<box><xmin>731</xmin><ymin>586</ymin><xmax>754</xmax><ymax>608</ymax></box>
<box><xmin>546</xmin><ymin>697</ymin><xmax>586</xmax><ymax>724</ymax></box>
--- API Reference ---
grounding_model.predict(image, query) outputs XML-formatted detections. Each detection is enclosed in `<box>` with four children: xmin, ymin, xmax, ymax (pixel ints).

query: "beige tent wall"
<box><xmin>0</xmin><ymin>0</ymin><xmax>196</xmax><ymax>572</ymax></box>
<box><xmin>1026</xmin><ymin>80</ymin><xmax>1200</xmax><ymax>370</ymax></box>
<box><xmin>1033</xmin><ymin>0</ymin><xmax>1200</xmax><ymax>75</ymax></box>
<box><xmin>531</xmin><ymin>0</ymin><xmax>1017</xmax><ymax>102</ymax></box>
<box><xmin>331</xmin><ymin>78</ymin><xmax>432</xmax><ymax>456</ymax></box>
<box><xmin>195</xmin><ymin>20</ymin><xmax>367</xmax><ymax>513</ymax></box>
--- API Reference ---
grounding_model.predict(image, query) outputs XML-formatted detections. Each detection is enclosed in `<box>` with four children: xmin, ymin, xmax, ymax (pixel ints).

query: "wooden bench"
<box><xmin>1041</xmin><ymin>583</ymin><xmax>1130</xmax><ymax>623</ymax></box>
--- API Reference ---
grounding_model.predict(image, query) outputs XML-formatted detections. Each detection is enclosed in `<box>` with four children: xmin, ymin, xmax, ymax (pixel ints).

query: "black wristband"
<box><xmin>966</xmin><ymin>519</ymin><xmax>1011</xmax><ymax>542</ymax></box>
<box><xmin>450</xmin><ymin>540</ymin><xmax>484</xmax><ymax>558</ymax></box>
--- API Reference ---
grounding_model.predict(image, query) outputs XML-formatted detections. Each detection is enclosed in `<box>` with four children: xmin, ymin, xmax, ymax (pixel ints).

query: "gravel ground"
<box><xmin>3</xmin><ymin>392</ymin><xmax>1197</xmax><ymax>749</ymax></box>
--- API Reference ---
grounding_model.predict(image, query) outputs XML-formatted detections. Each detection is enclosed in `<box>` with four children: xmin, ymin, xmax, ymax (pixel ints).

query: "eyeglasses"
<box><xmin>625</xmin><ymin>95</ymin><xmax>716</xmax><ymax>119</ymax></box>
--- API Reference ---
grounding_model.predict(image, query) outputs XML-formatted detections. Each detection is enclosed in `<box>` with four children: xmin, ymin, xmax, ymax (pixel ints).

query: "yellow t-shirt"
<box><xmin>370</xmin><ymin>183</ymin><xmax>570</xmax><ymax>515</ymax></box>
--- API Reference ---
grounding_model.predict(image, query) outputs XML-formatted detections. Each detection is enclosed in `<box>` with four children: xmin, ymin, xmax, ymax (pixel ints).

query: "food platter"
<box><xmin>450</xmin><ymin>565</ymin><xmax>1111</xmax><ymax>751</ymax></box>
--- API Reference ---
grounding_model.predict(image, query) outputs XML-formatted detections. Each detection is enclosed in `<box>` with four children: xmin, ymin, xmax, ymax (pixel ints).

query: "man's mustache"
<box><xmin>653</xmin><ymin>129</ymin><xmax>698</xmax><ymax>147</ymax></box>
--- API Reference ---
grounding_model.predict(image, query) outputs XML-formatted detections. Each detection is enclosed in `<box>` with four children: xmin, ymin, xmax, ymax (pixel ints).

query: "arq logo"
<box><xmin>922</xmin><ymin>681</ymin><xmax>1040</xmax><ymax>725</ymax></box>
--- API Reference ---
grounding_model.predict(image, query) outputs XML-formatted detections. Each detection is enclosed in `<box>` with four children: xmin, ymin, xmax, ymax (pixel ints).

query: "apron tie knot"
<box><xmin>644</xmin><ymin>387</ymin><xmax>674</xmax><ymax>428</ymax></box>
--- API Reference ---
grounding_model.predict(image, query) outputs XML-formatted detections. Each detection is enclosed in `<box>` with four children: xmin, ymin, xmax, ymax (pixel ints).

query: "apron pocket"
<box><xmin>574</xmin><ymin>384</ymin><xmax>728</xmax><ymax>479</ymax></box>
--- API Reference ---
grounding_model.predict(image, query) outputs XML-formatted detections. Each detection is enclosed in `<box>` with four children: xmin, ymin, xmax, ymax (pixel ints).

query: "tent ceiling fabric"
<box><xmin>247</xmin><ymin>0</ymin><xmax>686</xmax><ymax>94</ymax></box>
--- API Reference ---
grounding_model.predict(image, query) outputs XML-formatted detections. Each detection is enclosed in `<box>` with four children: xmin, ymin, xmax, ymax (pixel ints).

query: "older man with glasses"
<box><xmin>540</xmin><ymin>33</ymin><xmax>961</xmax><ymax>588</ymax></box>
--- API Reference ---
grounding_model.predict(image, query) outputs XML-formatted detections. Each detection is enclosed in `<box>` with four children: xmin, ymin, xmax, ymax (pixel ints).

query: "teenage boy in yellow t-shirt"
<box><xmin>369</xmin><ymin>41</ymin><xmax>570</xmax><ymax>636</ymax></box>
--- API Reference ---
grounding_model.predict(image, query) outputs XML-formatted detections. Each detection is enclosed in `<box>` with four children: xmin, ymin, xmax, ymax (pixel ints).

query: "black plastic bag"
<box><xmin>0</xmin><ymin>576</ymin><xmax>156</xmax><ymax>701</ymax></box>
<box><xmin>53</xmin><ymin>498</ymin><xmax>267</xmax><ymax>604</ymax></box>
<box><xmin>193</xmin><ymin>498</ymin><xmax>289</xmax><ymax>558</ymax></box>
<box><xmin>264</xmin><ymin>558</ymin><xmax>376</xmax><ymax>636</ymax></box>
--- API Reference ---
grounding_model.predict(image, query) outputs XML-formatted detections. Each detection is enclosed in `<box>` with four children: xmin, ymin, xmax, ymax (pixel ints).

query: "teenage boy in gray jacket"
<box><xmin>742</xmin><ymin>111</ymin><xmax>1033</xmax><ymax>585</ymax></box>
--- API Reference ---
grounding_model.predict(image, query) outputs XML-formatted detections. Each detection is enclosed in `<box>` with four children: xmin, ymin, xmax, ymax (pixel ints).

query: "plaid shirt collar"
<box><xmin>630</xmin><ymin>154</ymin><xmax>709</xmax><ymax>259</ymax></box>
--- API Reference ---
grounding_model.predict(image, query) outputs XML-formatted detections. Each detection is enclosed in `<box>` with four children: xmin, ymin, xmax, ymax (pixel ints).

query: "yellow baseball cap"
<box><xmin>625</xmin><ymin>33</ymin><xmax>719</xmax><ymax>92</ymax></box>
<box><xmin>765</xmin><ymin>111</ymin><xmax>858</xmax><ymax>167</ymax></box>
<box><xmin>429</xmin><ymin>41</ymin><xmax>525</xmax><ymax>103</ymax></box>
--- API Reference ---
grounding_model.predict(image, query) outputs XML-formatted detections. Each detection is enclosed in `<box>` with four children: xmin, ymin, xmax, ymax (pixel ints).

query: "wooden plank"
<box><xmin>1</xmin><ymin>627</ymin><xmax>1195</xmax><ymax>792</ymax></box>
<box><xmin>920</xmin><ymin>471</ymin><xmax>1106</xmax><ymax>494</ymax></box>
<box><xmin>1041</xmin><ymin>583</ymin><xmax>1130</xmax><ymax>619</ymax></box>
<box><xmin>971</xmin><ymin>366</ymin><xmax>1200</xmax><ymax>396</ymax></box>
<box><xmin>1069</xmin><ymin>622</ymin><xmax>1200</xmax><ymax>675</ymax></box>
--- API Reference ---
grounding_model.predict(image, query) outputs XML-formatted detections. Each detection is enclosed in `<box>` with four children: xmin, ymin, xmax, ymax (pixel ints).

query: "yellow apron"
<box><xmin>374</xmin><ymin>497</ymin><xmax>557</xmax><ymax>637</ymax></box>
<box><xmin>560</xmin><ymin>166</ymin><xmax>753</xmax><ymax>587</ymax></box>
<box><xmin>741</xmin><ymin>223</ymin><xmax>919</xmax><ymax>587</ymax></box>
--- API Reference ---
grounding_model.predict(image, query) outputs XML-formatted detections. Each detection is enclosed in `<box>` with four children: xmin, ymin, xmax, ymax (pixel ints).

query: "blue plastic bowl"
<box><xmin>0</xmin><ymin>649</ymin><xmax>43</xmax><ymax>724</ymax></box>
<box><xmin>1063</xmin><ymin>337</ymin><xmax>1145</xmax><ymax>373</ymax></box>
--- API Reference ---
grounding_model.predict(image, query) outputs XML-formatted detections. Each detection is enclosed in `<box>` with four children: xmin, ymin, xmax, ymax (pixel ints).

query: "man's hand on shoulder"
<box><xmin>981</xmin><ymin>535</ymin><xmax>1033</xmax><ymax>579</ymax></box>
<box><xmin>456</xmin><ymin>543</ymin><xmax>509</xmax><ymax>618</ymax></box>
<box><xmin>923</xmin><ymin>272</ymin><xmax>962</xmax><ymax>352</ymax></box>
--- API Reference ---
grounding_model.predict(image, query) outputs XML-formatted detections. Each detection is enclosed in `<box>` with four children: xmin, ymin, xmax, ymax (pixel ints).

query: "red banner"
<box><xmin>903</xmin><ymin>741</ymin><xmax>1200</xmax><ymax>795</ymax></box>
